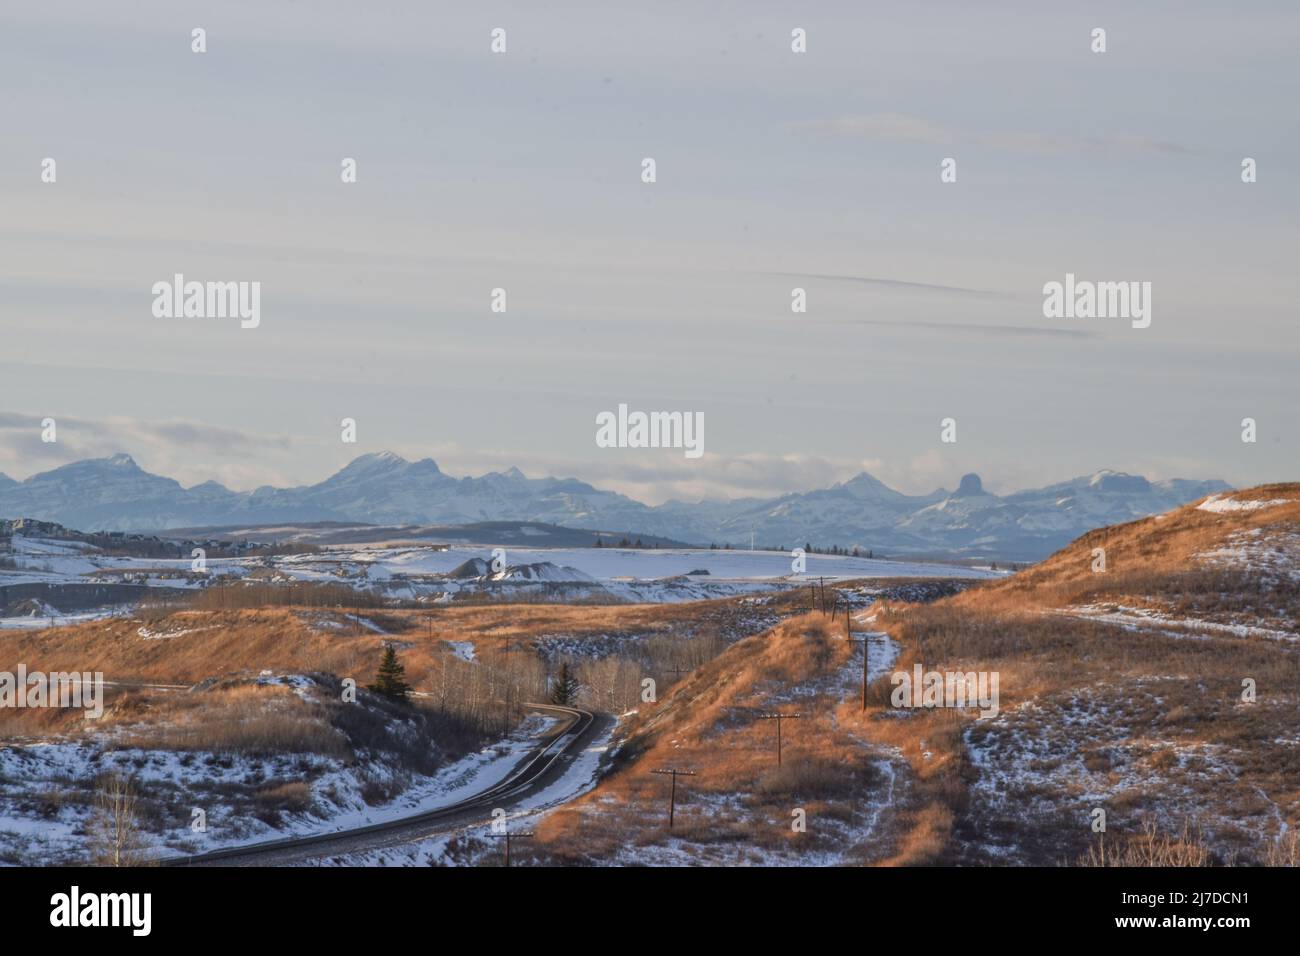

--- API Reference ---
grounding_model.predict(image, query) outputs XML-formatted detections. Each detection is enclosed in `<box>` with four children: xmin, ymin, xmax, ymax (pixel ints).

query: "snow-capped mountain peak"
<box><xmin>0</xmin><ymin>452</ymin><xmax>1232</xmax><ymax>560</ymax></box>
<box><xmin>1086</xmin><ymin>469</ymin><xmax>1152</xmax><ymax>493</ymax></box>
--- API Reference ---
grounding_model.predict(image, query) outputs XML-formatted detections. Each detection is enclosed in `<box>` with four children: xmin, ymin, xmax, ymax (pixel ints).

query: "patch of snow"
<box><xmin>1197</xmin><ymin>495</ymin><xmax>1293</xmax><ymax>514</ymax></box>
<box><xmin>137</xmin><ymin>623</ymin><xmax>214</xmax><ymax>640</ymax></box>
<box><xmin>1058</xmin><ymin>605</ymin><xmax>1296</xmax><ymax>643</ymax></box>
<box><xmin>446</xmin><ymin>641</ymin><xmax>476</xmax><ymax>663</ymax></box>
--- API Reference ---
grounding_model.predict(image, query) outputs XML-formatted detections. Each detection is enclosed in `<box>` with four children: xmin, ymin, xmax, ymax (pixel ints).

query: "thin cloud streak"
<box><xmin>803</xmin><ymin>113</ymin><xmax>1197</xmax><ymax>155</ymax></box>
<box><xmin>839</xmin><ymin>318</ymin><xmax>1096</xmax><ymax>340</ymax></box>
<box><xmin>762</xmin><ymin>271</ymin><xmax>1006</xmax><ymax>299</ymax></box>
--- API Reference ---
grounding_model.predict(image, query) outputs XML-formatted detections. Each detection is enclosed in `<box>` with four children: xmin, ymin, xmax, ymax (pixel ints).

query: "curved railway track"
<box><xmin>163</xmin><ymin>703</ymin><xmax>599</xmax><ymax>866</ymax></box>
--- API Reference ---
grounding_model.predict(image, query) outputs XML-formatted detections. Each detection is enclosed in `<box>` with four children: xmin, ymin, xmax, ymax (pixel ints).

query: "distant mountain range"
<box><xmin>0</xmin><ymin>452</ymin><xmax>1231</xmax><ymax>560</ymax></box>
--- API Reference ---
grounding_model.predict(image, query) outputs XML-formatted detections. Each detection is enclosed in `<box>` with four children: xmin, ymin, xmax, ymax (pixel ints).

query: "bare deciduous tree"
<box><xmin>88</xmin><ymin>772</ymin><xmax>150</xmax><ymax>867</ymax></box>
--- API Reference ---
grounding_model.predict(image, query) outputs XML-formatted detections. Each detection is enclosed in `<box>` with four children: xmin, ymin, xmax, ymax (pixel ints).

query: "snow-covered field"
<box><xmin>1</xmin><ymin>533</ymin><xmax>1000</xmax><ymax>622</ymax></box>
<box><xmin>0</xmin><ymin>709</ymin><xmax>560</xmax><ymax>866</ymax></box>
<box><xmin>318</xmin><ymin>544</ymin><xmax>994</xmax><ymax>582</ymax></box>
<box><xmin>0</xmin><ymin>609</ymin><xmax>115</xmax><ymax>630</ymax></box>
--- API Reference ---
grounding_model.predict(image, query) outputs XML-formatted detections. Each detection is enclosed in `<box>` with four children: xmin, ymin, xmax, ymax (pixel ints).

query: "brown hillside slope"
<box><xmin>1</xmin><ymin>598</ymin><xmax>776</xmax><ymax>687</ymax></box>
<box><xmin>866</xmin><ymin>484</ymin><xmax>1299</xmax><ymax>865</ymax></box>
<box><xmin>960</xmin><ymin>484</ymin><xmax>1300</xmax><ymax>634</ymax></box>
<box><xmin>522</xmin><ymin>613</ymin><xmax>920</xmax><ymax>866</ymax></box>
<box><xmin>0</xmin><ymin>597</ymin><xmax>782</xmax><ymax>742</ymax></box>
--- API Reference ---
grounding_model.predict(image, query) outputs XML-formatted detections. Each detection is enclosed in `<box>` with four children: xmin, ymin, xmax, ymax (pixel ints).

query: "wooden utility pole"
<box><xmin>489</xmin><ymin>828</ymin><xmax>534</xmax><ymax>867</ymax></box>
<box><xmin>651</xmin><ymin>768</ymin><xmax>697</xmax><ymax>829</ymax></box>
<box><xmin>759</xmin><ymin>712</ymin><xmax>802</xmax><ymax>765</ymax></box>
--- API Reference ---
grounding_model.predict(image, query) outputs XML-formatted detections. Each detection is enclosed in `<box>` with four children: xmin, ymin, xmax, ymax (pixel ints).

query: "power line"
<box><xmin>651</xmin><ymin>768</ymin><xmax>697</xmax><ymax>829</ymax></box>
<box><xmin>487</xmin><ymin>827</ymin><xmax>535</xmax><ymax>867</ymax></box>
<box><xmin>758</xmin><ymin>712</ymin><xmax>802</xmax><ymax>765</ymax></box>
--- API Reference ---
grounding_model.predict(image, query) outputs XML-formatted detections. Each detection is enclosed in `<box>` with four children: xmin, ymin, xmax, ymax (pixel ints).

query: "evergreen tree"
<box><xmin>550</xmin><ymin>661</ymin><xmax>579</xmax><ymax>706</ymax></box>
<box><xmin>368</xmin><ymin>644</ymin><xmax>411</xmax><ymax>702</ymax></box>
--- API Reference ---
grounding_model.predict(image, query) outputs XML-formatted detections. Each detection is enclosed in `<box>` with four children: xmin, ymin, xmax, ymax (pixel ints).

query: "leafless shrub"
<box><xmin>88</xmin><ymin>772</ymin><xmax>151</xmax><ymax>867</ymax></box>
<box><xmin>1079</xmin><ymin>820</ymin><xmax>1213</xmax><ymax>867</ymax></box>
<box><xmin>1263</xmin><ymin>831</ymin><xmax>1299</xmax><ymax>867</ymax></box>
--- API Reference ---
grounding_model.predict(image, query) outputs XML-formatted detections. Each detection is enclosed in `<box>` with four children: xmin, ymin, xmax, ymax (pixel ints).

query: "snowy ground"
<box><xmin>393</xmin><ymin>545</ymin><xmax>994</xmax><ymax>581</ymax></box>
<box><xmin>0</xmin><ymin>709</ymin><xmax>559</xmax><ymax>866</ymax></box>
<box><xmin>299</xmin><ymin>716</ymin><xmax>622</xmax><ymax>867</ymax></box>
<box><xmin>1</xmin><ymin>533</ymin><xmax>999</xmax><ymax>618</ymax></box>
<box><xmin>262</xmin><ymin>544</ymin><xmax>996</xmax><ymax>605</ymax></box>
<box><xmin>315</xmin><ymin>656</ymin><xmax>910</xmax><ymax>868</ymax></box>
<box><xmin>0</xmin><ymin>609</ymin><xmax>116</xmax><ymax>630</ymax></box>
<box><xmin>592</xmin><ymin>750</ymin><xmax>900</xmax><ymax>868</ymax></box>
<box><xmin>1056</xmin><ymin>604</ymin><xmax>1297</xmax><ymax>643</ymax></box>
<box><xmin>1198</xmin><ymin>526</ymin><xmax>1300</xmax><ymax>583</ymax></box>
<box><xmin>963</xmin><ymin>684</ymin><xmax>1295</xmax><ymax>864</ymax></box>
<box><xmin>1196</xmin><ymin>494</ymin><xmax>1295</xmax><ymax>514</ymax></box>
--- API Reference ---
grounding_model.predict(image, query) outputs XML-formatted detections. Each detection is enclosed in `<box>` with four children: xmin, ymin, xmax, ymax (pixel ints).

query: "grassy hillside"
<box><xmin>867</xmin><ymin>486</ymin><xmax>1299</xmax><ymax>865</ymax></box>
<box><xmin>529</xmin><ymin>613</ymin><xmax>911</xmax><ymax>865</ymax></box>
<box><xmin>527</xmin><ymin>486</ymin><xmax>1299</xmax><ymax>866</ymax></box>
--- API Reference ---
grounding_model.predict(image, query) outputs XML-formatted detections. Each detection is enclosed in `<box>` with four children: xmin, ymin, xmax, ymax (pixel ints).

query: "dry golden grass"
<box><xmin>959</xmin><ymin>483</ymin><xmax>1300</xmax><ymax>617</ymax></box>
<box><xmin>530</xmin><ymin>613</ymin><xmax>907</xmax><ymax>865</ymax></box>
<box><xmin>529</xmin><ymin>485</ymin><xmax>1300</xmax><ymax>867</ymax></box>
<box><xmin>869</xmin><ymin>598</ymin><xmax>1300</xmax><ymax>861</ymax></box>
<box><xmin>2</xmin><ymin>609</ymin><xmax>372</xmax><ymax>686</ymax></box>
<box><xmin>116</xmin><ymin>684</ymin><xmax>348</xmax><ymax>757</ymax></box>
<box><xmin>522</xmin><ymin>490</ymin><xmax>1300</xmax><ymax>866</ymax></box>
<box><xmin>852</xmin><ymin>486</ymin><xmax>1300</xmax><ymax>866</ymax></box>
<box><xmin>1</xmin><ymin>597</ymin><xmax>767</xmax><ymax>690</ymax></box>
<box><xmin>8</xmin><ymin>488</ymin><xmax>1296</xmax><ymax>866</ymax></box>
<box><xmin>0</xmin><ymin>594</ymin><xmax>781</xmax><ymax>750</ymax></box>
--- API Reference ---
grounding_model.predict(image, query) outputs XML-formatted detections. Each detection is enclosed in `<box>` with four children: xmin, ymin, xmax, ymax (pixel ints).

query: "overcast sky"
<box><xmin>2</xmin><ymin>0</ymin><xmax>1296</xmax><ymax>503</ymax></box>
